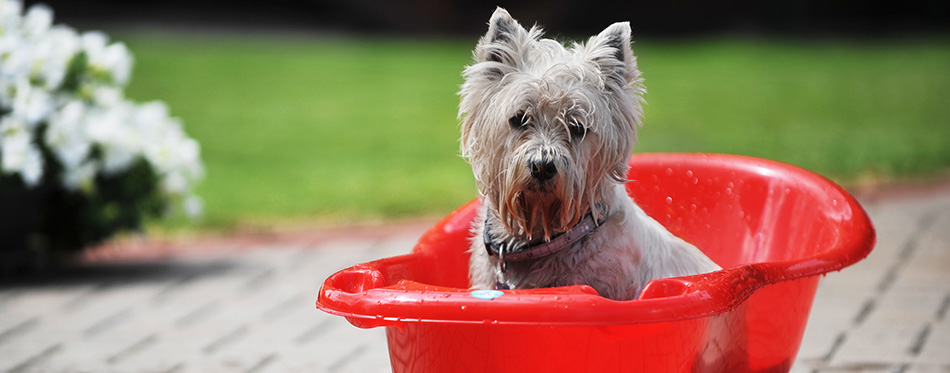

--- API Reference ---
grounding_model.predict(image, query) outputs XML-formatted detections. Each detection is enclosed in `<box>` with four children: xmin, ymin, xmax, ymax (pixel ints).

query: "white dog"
<box><xmin>460</xmin><ymin>8</ymin><xmax>720</xmax><ymax>301</ymax></box>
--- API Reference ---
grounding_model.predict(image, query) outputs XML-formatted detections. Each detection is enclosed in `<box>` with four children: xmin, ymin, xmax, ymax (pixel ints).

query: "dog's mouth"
<box><xmin>500</xmin><ymin>189</ymin><xmax>583</xmax><ymax>241</ymax></box>
<box><xmin>526</xmin><ymin>180</ymin><xmax>555</xmax><ymax>194</ymax></box>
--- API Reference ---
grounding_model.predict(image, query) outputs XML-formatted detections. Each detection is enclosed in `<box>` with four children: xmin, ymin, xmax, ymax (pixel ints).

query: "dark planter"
<box><xmin>0</xmin><ymin>179</ymin><xmax>50</xmax><ymax>274</ymax></box>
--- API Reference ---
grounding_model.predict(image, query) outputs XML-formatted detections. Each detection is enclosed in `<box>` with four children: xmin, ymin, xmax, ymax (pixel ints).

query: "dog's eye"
<box><xmin>569</xmin><ymin>122</ymin><xmax>587</xmax><ymax>139</ymax></box>
<box><xmin>508</xmin><ymin>111</ymin><xmax>527</xmax><ymax>129</ymax></box>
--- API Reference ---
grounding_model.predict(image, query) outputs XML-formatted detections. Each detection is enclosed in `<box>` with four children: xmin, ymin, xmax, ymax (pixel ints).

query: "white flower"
<box><xmin>0</xmin><ymin>110</ymin><xmax>24</xmax><ymax>134</ymax></box>
<box><xmin>136</xmin><ymin>102</ymin><xmax>203</xmax><ymax>196</ymax></box>
<box><xmin>102</xmin><ymin>42</ymin><xmax>132</xmax><ymax>86</ymax></box>
<box><xmin>12</xmin><ymin>78</ymin><xmax>53</xmax><ymax>125</ymax></box>
<box><xmin>0</xmin><ymin>116</ymin><xmax>43</xmax><ymax>186</ymax></box>
<box><xmin>0</xmin><ymin>0</ymin><xmax>22</xmax><ymax>33</ymax></box>
<box><xmin>0</xmin><ymin>34</ymin><xmax>32</xmax><ymax>90</ymax></box>
<box><xmin>162</xmin><ymin>170</ymin><xmax>187</xmax><ymax>195</ymax></box>
<box><xmin>61</xmin><ymin>160</ymin><xmax>96</xmax><ymax>191</ymax></box>
<box><xmin>183</xmin><ymin>195</ymin><xmax>203</xmax><ymax>219</ymax></box>
<box><xmin>92</xmin><ymin>86</ymin><xmax>123</xmax><ymax>107</ymax></box>
<box><xmin>133</xmin><ymin>101</ymin><xmax>170</xmax><ymax>132</ymax></box>
<box><xmin>45</xmin><ymin>100</ymin><xmax>90</xmax><ymax>169</ymax></box>
<box><xmin>22</xmin><ymin>3</ymin><xmax>51</xmax><ymax>38</ymax></box>
<box><xmin>82</xmin><ymin>31</ymin><xmax>132</xmax><ymax>86</ymax></box>
<box><xmin>80</xmin><ymin>31</ymin><xmax>108</xmax><ymax>56</ymax></box>
<box><xmin>32</xmin><ymin>25</ymin><xmax>80</xmax><ymax>90</ymax></box>
<box><xmin>86</xmin><ymin>103</ymin><xmax>139</xmax><ymax>174</ymax></box>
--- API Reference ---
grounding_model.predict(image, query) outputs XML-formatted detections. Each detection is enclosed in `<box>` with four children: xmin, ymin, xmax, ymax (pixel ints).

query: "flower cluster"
<box><xmin>0</xmin><ymin>0</ymin><xmax>203</xmax><ymax>218</ymax></box>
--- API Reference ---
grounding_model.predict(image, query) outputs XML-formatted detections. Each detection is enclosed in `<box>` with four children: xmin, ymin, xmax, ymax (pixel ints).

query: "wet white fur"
<box><xmin>460</xmin><ymin>8</ymin><xmax>719</xmax><ymax>301</ymax></box>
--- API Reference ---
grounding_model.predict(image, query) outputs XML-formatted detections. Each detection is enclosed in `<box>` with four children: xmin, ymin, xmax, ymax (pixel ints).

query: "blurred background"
<box><xmin>22</xmin><ymin>0</ymin><xmax>950</xmax><ymax>36</ymax></box>
<box><xmin>23</xmin><ymin>0</ymin><xmax>950</xmax><ymax>233</ymax></box>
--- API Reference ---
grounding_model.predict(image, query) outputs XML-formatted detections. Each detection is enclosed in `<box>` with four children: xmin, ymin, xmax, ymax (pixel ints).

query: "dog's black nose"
<box><xmin>530</xmin><ymin>159</ymin><xmax>557</xmax><ymax>181</ymax></box>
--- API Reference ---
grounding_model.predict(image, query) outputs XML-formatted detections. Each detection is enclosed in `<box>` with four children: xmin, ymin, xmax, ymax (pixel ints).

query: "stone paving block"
<box><xmin>176</xmin><ymin>296</ymin><xmax>330</xmax><ymax>371</ymax></box>
<box><xmin>831</xmin><ymin>290</ymin><xmax>946</xmax><ymax>367</ymax></box>
<box><xmin>914</xmin><ymin>316</ymin><xmax>949</xmax><ymax>367</ymax></box>
<box><xmin>265</xmin><ymin>333</ymin><xmax>392</xmax><ymax>372</ymax></box>
<box><xmin>796</xmin><ymin>295</ymin><xmax>858</xmax><ymax>362</ymax></box>
<box><xmin>862</xmin><ymin>191</ymin><xmax>945</xmax><ymax>246</ymax></box>
<box><xmin>905</xmin><ymin>366</ymin><xmax>950</xmax><ymax>373</ymax></box>
<box><xmin>864</xmin><ymin>192</ymin><xmax>950</xmax><ymax>225</ymax></box>
<box><xmin>835</xmin><ymin>318</ymin><xmax>917</xmax><ymax>365</ymax></box>
<box><xmin>1</xmin><ymin>284</ymin><xmax>102</xmax><ymax>320</ymax></box>
<box><xmin>258</xmin><ymin>316</ymin><xmax>388</xmax><ymax>373</ymax></box>
<box><xmin>0</xmin><ymin>335</ymin><xmax>63</xmax><ymax>372</ymax></box>
<box><xmin>109</xmin><ymin>324</ymin><xmax>236</xmax><ymax>372</ymax></box>
<box><xmin>893</xmin><ymin>254</ymin><xmax>950</xmax><ymax>297</ymax></box>
<box><xmin>817</xmin><ymin>265</ymin><xmax>891</xmax><ymax>297</ymax></box>
<box><xmin>788</xmin><ymin>363</ymin><xmax>813</xmax><ymax>373</ymax></box>
<box><xmin>198</xmin><ymin>325</ymin><xmax>294</xmax><ymax>370</ymax></box>
<box><xmin>908</xmin><ymin>211</ymin><xmax>950</xmax><ymax>259</ymax></box>
<box><xmin>823</xmin><ymin>366</ymin><xmax>903</xmax><ymax>373</ymax></box>
<box><xmin>809</xmin><ymin>267</ymin><xmax>883</xmax><ymax>310</ymax></box>
<box><xmin>0</xmin><ymin>314</ymin><xmax>38</xmax><ymax>347</ymax></box>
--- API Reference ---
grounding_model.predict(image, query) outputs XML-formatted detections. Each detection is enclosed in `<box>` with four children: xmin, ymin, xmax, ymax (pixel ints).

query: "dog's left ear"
<box><xmin>587</xmin><ymin>22</ymin><xmax>640</xmax><ymax>85</ymax></box>
<box><xmin>472</xmin><ymin>8</ymin><xmax>533</xmax><ymax>77</ymax></box>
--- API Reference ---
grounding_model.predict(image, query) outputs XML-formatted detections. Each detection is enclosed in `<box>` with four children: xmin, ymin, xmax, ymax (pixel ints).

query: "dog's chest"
<box><xmin>501</xmin><ymin>236</ymin><xmax>638</xmax><ymax>299</ymax></box>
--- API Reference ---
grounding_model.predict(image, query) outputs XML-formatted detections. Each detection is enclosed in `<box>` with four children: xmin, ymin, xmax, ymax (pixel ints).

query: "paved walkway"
<box><xmin>1</xmin><ymin>184</ymin><xmax>948</xmax><ymax>372</ymax></box>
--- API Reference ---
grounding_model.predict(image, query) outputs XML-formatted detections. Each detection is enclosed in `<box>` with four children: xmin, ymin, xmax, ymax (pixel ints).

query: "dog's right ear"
<box><xmin>473</xmin><ymin>7</ymin><xmax>531</xmax><ymax>73</ymax></box>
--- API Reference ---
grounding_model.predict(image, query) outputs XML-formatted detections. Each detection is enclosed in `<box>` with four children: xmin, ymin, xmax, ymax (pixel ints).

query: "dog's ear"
<box><xmin>587</xmin><ymin>22</ymin><xmax>640</xmax><ymax>85</ymax></box>
<box><xmin>474</xmin><ymin>7</ymin><xmax>531</xmax><ymax>72</ymax></box>
<box><xmin>585</xmin><ymin>22</ymin><xmax>643</xmax><ymax>178</ymax></box>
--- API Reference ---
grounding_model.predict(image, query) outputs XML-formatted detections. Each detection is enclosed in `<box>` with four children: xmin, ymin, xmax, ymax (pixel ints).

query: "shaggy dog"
<box><xmin>460</xmin><ymin>8</ymin><xmax>720</xmax><ymax>300</ymax></box>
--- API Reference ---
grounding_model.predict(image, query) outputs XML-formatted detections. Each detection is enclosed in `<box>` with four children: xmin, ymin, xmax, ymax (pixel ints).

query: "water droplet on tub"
<box><xmin>665</xmin><ymin>168</ymin><xmax>673</xmax><ymax>176</ymax></box>
<box><xmin>686</xmin><ymin>170</ymin><xmax>693</xmax><ymax>178</ymax></box>
<box><xmin>665</xmin><ymin>196</ymin><xmax>673</xmax><ymax>205</ymax></box>
<box><xmin>461</xmin><ymin>305</ymin><xmax>467</xmax><ymax>310</ymax></box>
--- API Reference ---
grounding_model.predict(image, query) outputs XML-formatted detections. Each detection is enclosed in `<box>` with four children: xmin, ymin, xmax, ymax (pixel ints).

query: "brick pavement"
<box><xmin>1</xmin><ymin>184</ymin><xmax>948</xmax><ymax>372</ymax></box>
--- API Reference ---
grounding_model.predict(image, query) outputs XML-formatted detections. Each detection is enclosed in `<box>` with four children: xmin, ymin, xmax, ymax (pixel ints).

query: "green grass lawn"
<box><xmin>117</xmin><ymin>32</ymin><xmax>950</xmax><ymax>230</ymax></box>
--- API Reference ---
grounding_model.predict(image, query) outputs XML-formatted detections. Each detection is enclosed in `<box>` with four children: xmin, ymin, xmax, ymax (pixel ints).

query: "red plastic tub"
<box><xmin>317</xmin><ymin>153</ymin><xmax>875</xmax><ymax>372</ymax></box>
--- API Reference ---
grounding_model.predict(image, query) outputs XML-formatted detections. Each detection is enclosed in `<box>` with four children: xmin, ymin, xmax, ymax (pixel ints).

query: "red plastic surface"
<box><xmin>316</xmin><ymin>153</ymin><xmax>876</xmax><ymax>372</ymax></box>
